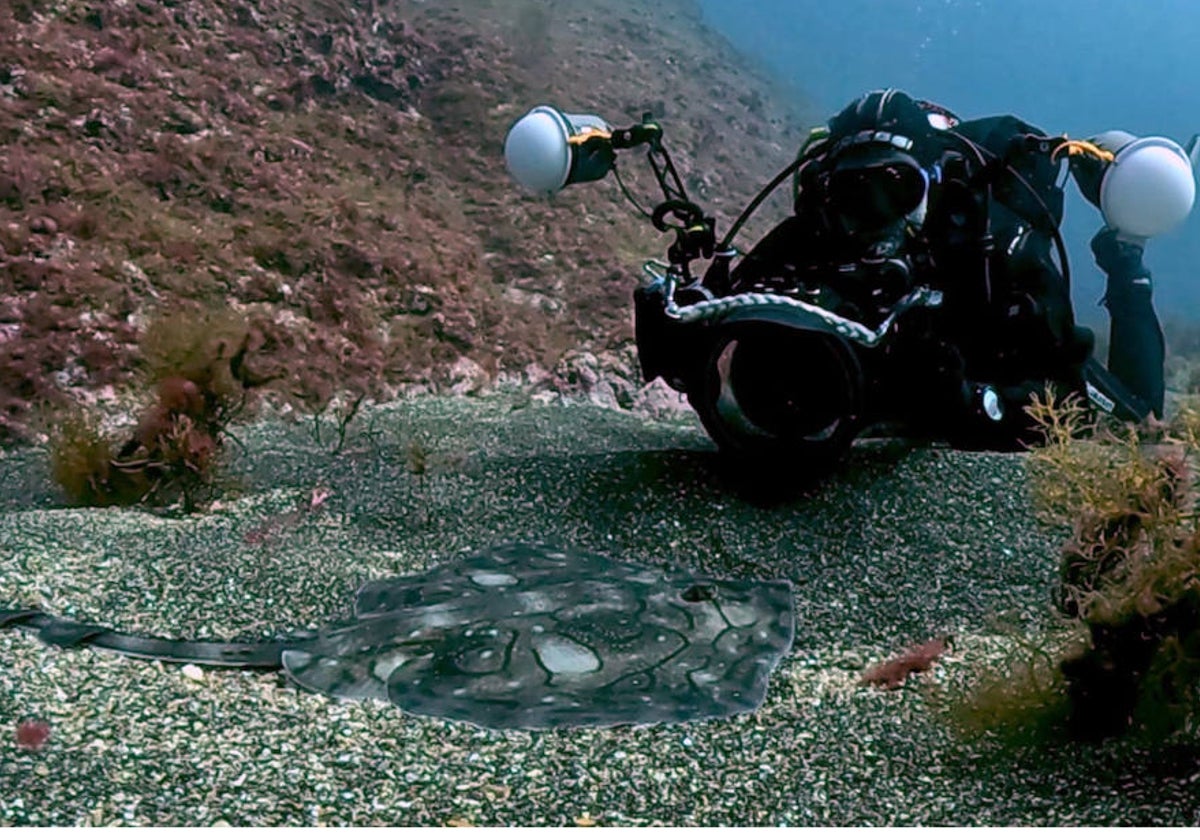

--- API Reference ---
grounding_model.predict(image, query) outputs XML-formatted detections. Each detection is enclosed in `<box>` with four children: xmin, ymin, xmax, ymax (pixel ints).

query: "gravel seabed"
<box><xmin>1</xmin><ymin>393</ymin><xmax>1199</xmax><ymax>826</ymax></box>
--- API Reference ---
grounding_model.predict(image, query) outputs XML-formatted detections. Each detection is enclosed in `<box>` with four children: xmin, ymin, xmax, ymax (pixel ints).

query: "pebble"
<box><xmin>29</xmin><ymin>216</ymin><xmax>58</xmax><ymax>236</ymax></box>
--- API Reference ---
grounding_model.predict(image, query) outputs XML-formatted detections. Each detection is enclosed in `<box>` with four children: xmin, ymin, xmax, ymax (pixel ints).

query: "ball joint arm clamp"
<box><xmin>609</xmin><ymin>117</ymin><xmax>665</xmax><ymax>151</ymax></box>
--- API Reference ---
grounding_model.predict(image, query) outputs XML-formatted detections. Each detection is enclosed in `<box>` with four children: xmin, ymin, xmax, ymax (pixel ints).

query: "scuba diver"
<box><xmin>736</xmin><ymin>89</ymin><xmax>1174</xmax><ymax>426</ymax></box>
<box><xmin>502</xmin><ymin>89</ymin><xmax>1197</xmax><ymax>468</ymax></box>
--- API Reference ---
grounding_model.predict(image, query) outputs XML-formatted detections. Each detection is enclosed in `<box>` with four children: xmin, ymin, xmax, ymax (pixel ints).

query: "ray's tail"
<box><xmin>0</xmin><ymin>607</ymin><xmax>287</xmax><ymax>668</ymax></box>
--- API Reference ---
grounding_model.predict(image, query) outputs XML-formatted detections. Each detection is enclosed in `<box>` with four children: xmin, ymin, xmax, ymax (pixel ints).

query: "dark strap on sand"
<box><xmin>0</xmin><ymin>607</ymin><xmax>286</xmax><ymax>669</ymax></box>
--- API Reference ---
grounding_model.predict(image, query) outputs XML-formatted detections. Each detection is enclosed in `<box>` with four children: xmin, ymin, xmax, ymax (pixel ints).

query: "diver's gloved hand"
<box><xmin>1091</xmin><ymin>226</ymin><xmax>1149</xmax><ymax>281</ymax></box>
<box><xmin>1070</xmin><ymin>154</ymin><xmax>1105</xmax><ymax>209</ymax></box>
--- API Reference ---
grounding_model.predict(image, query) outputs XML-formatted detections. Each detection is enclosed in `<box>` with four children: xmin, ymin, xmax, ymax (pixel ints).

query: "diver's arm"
<box><xmin>1092</xmin><ymin>227</ymin><xmax>1166</xmax><ymax>417</ymax></box>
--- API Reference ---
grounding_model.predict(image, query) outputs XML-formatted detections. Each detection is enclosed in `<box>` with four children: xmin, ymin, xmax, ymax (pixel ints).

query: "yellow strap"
<box><xmin>567</xmin><ymin>128</ymin><xmax>613</xmax><ymax>145</ymax></box>
<box><xmin>1051</xmin><ymin>138</ymin><xmax>1116</xmax><ymax>163</ymax></box>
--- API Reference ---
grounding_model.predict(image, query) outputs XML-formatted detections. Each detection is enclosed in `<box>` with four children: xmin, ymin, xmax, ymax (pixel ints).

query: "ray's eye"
<box><xmin>681</xmin><ymin>583</ymin><xmax>716</xmax><ymax>603</ymax></box>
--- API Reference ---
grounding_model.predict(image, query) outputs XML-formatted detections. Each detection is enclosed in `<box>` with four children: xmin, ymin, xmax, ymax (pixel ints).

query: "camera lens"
<box><xmin>690</xmin><ymin>322</ymin><xmax>863</xmax><ymax>467</ymax></box>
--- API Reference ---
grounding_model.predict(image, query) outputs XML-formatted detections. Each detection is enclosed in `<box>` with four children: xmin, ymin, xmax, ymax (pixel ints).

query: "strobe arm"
<box><xmin>609</xmin><ymin>113</ymin><xmax>717</xmax><ymax>273</ymax></box>
<box><xmin>612</xmin><ymin>113</ymin><xmax>693</xmax><ymax>208</ymax></box>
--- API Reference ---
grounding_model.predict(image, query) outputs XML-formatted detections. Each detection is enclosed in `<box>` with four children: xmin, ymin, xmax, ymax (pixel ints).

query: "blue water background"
<box><xmin>697</xmin><ymin>0</ymin><xmax>1200</xmax><ymax>328</ymax></box>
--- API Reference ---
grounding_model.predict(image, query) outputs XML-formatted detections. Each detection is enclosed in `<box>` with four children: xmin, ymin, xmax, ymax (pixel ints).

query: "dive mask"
<box><xmin>823</xmin><ymin>146</ymin><xmax>929</xmax><ymax>236</ymax></box>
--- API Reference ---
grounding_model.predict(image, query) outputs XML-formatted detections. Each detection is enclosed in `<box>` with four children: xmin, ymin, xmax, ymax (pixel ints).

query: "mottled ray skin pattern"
<box><xmin>282</xmin><ymin>543</ymin><xmax>795</xmax><ymax>730</ymax></box>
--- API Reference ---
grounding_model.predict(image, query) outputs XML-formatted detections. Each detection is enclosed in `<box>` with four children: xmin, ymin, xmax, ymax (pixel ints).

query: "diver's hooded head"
<box><xmin>826</xmin><ymin>89</ymin><xmax>944</xmax><ymax>163</ymax></box>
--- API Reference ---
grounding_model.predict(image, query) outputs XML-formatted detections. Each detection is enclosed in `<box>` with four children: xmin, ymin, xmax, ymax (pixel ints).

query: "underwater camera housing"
<box><xmin>504</xmin><ymin>106</ymin><xmax>1198</xmax><ymax>471</ymax></box>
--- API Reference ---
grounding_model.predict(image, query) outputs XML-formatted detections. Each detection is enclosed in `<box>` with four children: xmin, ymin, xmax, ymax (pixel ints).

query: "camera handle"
<box><xmin>650</xmin><ymin>199</ymin><xmax>716</xmax><ymax>275</ymax></box>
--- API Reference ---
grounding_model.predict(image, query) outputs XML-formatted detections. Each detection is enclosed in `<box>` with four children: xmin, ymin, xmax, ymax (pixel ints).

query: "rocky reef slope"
<box><xmin>0</xmin><ymin>0</ymin><xmax>815</xmax><ymax>441</ymax></box>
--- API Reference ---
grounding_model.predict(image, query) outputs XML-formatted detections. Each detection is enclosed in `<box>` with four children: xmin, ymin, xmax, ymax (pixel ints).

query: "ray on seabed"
<box><xmin>0</xmin><ymin>542</ymin><xmax>796</xmax><ymax>731</ymax></box>
<box><xmin>283</xmin><ymin>542</ymin><xmax>796</xmax><ymax>729</ymax></box>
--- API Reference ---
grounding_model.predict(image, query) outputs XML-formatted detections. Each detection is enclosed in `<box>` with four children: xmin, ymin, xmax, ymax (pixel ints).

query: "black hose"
<box><xmin>717</xmin><ymin>155</ymin><xmax>809</xmax><ymax>252</ymax></box>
